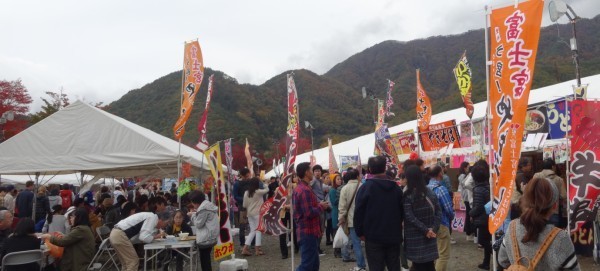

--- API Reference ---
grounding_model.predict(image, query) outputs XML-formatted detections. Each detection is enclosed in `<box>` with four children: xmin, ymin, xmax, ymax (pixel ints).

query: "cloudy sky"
<box><xmin>1</xmin><ymin>0</ymin><xmax>598</xmax><ymax>111</ymax></box>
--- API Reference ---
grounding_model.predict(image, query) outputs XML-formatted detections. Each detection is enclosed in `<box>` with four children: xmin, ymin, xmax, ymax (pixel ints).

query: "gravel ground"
<box><xmin>219</xmin><ymin>231</ymin><xmax>598</xmax><ymax>271</ymax></box>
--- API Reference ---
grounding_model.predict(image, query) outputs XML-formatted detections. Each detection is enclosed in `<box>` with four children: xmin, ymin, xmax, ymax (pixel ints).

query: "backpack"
<box><xmin>506</xmin><ymin>221</ymin><xmax>562</xmax><ymax>271</ymax></box>
<box><xmin>60</xmin><ymin>190</ymin><xmax>72</xmax><ymax>209</ymax></box>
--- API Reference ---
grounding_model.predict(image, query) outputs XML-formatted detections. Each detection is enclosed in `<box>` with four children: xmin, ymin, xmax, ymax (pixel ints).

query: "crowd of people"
<box><xmin>0</xmin><ymin>181</ymin><xmax>219</xmax><ymax>271</ymax></box>
<box><xmin>0</xmin><ymin>154</ymin><xmax>583</xmax><ymax>271</ymax></box>
<box><xmin>283</xmin><ymin>155</ymin><xmax>580</xmax><ymax>271</ymax></box>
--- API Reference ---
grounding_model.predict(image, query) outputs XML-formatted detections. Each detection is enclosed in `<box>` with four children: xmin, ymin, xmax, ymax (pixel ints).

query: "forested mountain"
<box><xmin>106</xmin><ymin>15</ymin><xmax>600</xmax><ymax>157</ymax></box>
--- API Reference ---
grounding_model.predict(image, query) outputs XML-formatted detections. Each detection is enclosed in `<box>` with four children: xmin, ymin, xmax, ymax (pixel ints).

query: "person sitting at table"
<box><xmin>109</xmin><ymin>211</ymin><xmax>171</xmax><ymax>271</ymax></box>
<box><xmin>188</xmin><ymin>191</ymin><xmax>218</xmax><ymax>271</ymax></box>
<box><xmin>42</xmin><ymin>205</ymin><xmax>67</xmax><ymax>234</ymax></box>
<box><xmin>0</xmin><ymin>218</ymin><xmax>40</xmax><ymax>271</ymax></box>
<box><xmin>41</xmin><ymin>207</ymin><xmax>95</xmax><ymax>271</ymax></box>
<box><xmin>164</xmin><ymin>210</ymin><xmax>194</xmax><ymax>271</ymax></box>
<box><xmin>0</xmin><ymin>210</ymin><xmax>14</xmax><ymax>253</ymax></box>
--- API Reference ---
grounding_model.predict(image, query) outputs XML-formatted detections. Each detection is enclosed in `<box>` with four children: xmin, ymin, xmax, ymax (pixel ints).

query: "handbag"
<box><xmin>342</xmin><ymin>182</ymin><xmax>360</xmax><ymax>235</ymax></box>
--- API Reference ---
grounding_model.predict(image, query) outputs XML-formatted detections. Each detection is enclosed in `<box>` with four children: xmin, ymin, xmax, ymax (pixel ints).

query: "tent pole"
<box><xmin>176</xmin><ymin>41</ymin><xmax>186</xmax><ymax>210</ymax></box>
<box><xmin>565</xmin><ymin>96</ymin><xmax>571</xmax><ymax>233</ymax></box>
<box><xmin>484</xmin><ymin>5</ymin><xmax>497</xmax><ymax>271</ymax></box>
<box><xmin>32</xmin><ymin>172</ymin><xmax>40</xmax><ymax>222</ymax></box>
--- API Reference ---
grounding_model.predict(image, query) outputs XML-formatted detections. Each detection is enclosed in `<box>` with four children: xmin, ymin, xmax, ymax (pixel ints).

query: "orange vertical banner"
<box><xmin>416</xmin><ymin>69</ymin><xmax>432</xmax><ymax>130</ymax></box>
<box><xmin>488</xmin><ymin>0</ymin><xmax>544</xmax><ymax>233</ymax></box>
<box><xmin>173</xmin><ymin>41</ymin><xmax>205</xmax><ymax>140</ymax></box>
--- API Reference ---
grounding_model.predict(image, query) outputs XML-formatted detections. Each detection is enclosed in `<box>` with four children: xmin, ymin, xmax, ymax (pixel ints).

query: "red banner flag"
<box><xmin>258</xmin><ymin>74</ymin><xmax>300</xmax><ymax>235</ymax></box>
<box><xmin>173</xmin><ymin>41</ymin><xmax>204</xmax><ymax>140</ymax></box>
<box><xmin>488</xmin><ymin>0</ymin><xmax>544</xmax><ymax>233</ymax></box>
<box><xmin>569</xmin><ymin>100</ymin><xmax>600</xmax><ymax>232</ymax></box>
<box><xmin>453</xmin><ymin>51</ymin><xmax>475</xmax><ymax>119</ymax></box>
<box><xmin>418</xmin><ymin>120</ymin><xmax>461</xmax><ymax>152</ymax></box>
<box><xmin>416</xmin><ymin>69</ymin><xmax>432</xmax><ymax>130</ymax></box>
<box><xmin>195</xmin><ymin>74</ymin><xmax>214</xmax><ymax>151</ymax></box>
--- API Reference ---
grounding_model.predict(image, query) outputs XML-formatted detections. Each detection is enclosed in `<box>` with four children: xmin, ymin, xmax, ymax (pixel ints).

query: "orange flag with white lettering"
<box><xmin>488</xmin><ymin>0</ymin><xmax>544</xmax><ymax>234</ymax></box>
<box><xmin>416</xmin><ymin>69</ymin><xmax>432</xmax><ymax>130</ymax></box>
<box><xmin>173</xmin><ymin>41</ymin><xmax>205</xmax><ymax>140</ymax></box>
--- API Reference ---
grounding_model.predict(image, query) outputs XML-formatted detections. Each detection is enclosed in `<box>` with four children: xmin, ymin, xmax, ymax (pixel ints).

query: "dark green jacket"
<box><xmin>50</xmin><ymin>225</ymin><xmax>95</xmax><ymax>271</ymax></box>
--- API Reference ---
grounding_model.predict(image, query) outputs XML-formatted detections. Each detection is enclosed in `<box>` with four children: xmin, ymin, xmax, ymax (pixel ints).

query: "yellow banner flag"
<box><xmin>173</xmin><ymin>40</ymin><xmax>204</xmax><ymax>140</ymax></box>
<box><xmin>203</xmin><ymin>143</ymin><xmax>234</xmax><ymax>260</ymax></box>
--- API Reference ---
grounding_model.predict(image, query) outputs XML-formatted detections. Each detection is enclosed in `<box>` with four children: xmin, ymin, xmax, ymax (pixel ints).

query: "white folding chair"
<box><xmin>1</xmin><ymin>249</ymin><xmax>43</xmax><ymax>271</ymax></box>
<box><xmin>96</xmin><ymin>225</ymin><xmax>111</xmax><ymax>242</ymax></box>
<box><xmin>87</xmin><ymin>238</ymin><xmax>120</xmax><ymax>271</ymax></box>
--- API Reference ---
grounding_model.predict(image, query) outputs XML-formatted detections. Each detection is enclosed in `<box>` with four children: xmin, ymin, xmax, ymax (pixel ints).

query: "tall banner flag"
<box><xmin>569</xmin><ymin>100</ymin><xmax>600</xmax><ymax>232</ymax></box>
<box><xmin>245</xmin><ymin>138</ymin><xmax>254</xmax><ymax>176</ymax></box>
<box><xmin>173</xmin><ymin>40</ymin><xmax>204</xmax><ymax>140</ymax></box>
<box><xmin>224</xmin><ymin>139</ymin><xmax>234</xmax><ymax>187</ymax></box>
<box><xmin>257</xmin><ymin>74</ymin><xmax>300</xmax><ymax>235</ymax></box>
<box><xmin>375</xmin><ymin>124</ymin><xmax>400</xmax><ymax>178</ymax></box>
<box><xmin>203</xmin><ymin>143</ymin><xmax>234</xmax><ymax>260</ymax></box>
<box><xmin>375</xmin><ymin>99</ymin><xmax>386</xmax><ymax>155</ymax></box>
<box><xmin>377</xmin><ymin>99</ymin><xmax>385</xmax><ymax>128</ymax></box>
<box><xmin>195</xmin><ymin>74</ymin><xmax>214</xmax><ymax>151</ymax></box>
<box><xmin>416</xmin><ymin>69</ymin><xmax>432</xmax><ymax>130</ymax></box>
<box><xmin>453</xmin><ymin>51</ymin><xmax>475</xmax><ymax>119</ymax></box>
<box><xmin>328</xmin><ymin>138</ymin><xmax>339</xmax><ymax>173</ymax></box>
<box><xmin>487</xmin><ymin>0</ymin><xmax>544</xmax><ymax>233</ymax></box>
<box><xmin>386</xmin><ymin>80</ymin><xmax>395</xmax><ymax>117</ymax></box>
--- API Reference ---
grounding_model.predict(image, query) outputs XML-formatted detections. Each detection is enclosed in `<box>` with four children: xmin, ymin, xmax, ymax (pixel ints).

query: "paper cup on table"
<box><xmin>179</xmin><ymin>232</ymin><xmax>189</xmax><ymax>240</ymax></box>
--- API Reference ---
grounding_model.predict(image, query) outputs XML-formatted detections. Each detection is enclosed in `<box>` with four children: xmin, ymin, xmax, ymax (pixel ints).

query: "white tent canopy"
<box><xmin>267</xmin><ymin>74</ymin><xmax>600</xmax><ymax>177</ymax></box>
<box><xmin>0</xmin><ymin>100</ymin><xmax>215</xmax><ymax>184</ymax></box>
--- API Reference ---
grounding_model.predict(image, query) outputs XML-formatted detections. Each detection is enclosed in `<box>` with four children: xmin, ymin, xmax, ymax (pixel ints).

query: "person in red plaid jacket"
<box><xmin>293</xmin><ymin>162</ymin><xmax>329</xmax><ymax>271</ymax></box>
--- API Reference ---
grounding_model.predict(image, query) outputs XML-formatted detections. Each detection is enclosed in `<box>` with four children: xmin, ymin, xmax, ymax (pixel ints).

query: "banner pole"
<box><xmin>177</xmin><ymin>42</ymin><xmax>187</xmax><ymax>210</ymax></box>
<box><xmin>484</xmin><ymin>5</ymin><xmax>498</xmax><ymax>271</ymax></box>
<box><xmin>565</xmin><ymin>96</ymin><xmax>571</xmax><ymax>233</ymax></box>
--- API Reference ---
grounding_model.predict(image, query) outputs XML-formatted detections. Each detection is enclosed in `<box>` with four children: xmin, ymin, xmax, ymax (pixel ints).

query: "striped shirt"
<box><xmin>427</xmin><ymin>179</ymin><xmax>454</xmax><ymax>228</ymax></box>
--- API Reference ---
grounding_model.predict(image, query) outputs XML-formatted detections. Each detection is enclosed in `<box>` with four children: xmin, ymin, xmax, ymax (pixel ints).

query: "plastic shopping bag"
<box><xmin>333</xmin><ymin>228</ymin><xmax>348</xmax><ymax>248</ymax></box>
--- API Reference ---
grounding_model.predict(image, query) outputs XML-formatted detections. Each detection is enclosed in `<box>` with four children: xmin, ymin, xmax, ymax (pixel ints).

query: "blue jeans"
<box><xmin>297</xmin><ymin>235</ymin><xmax>319</xmax><ymax>271</ymax></box>
<box><xmin>342</xmin><ymin>228</ymin><xmax>366</xmax><ymax>269</ymax></box>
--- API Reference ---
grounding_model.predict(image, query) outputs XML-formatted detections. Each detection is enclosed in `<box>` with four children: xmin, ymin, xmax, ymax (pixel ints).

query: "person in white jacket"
<box><xmin>188</xmin><ymin>191</ymin><xmax>219</xmax><ymax>271</ymax></box>
<box><xmin>242</xmin><ymin>177</ymin><xmax>269</xmax><ymax>256</ymax></box>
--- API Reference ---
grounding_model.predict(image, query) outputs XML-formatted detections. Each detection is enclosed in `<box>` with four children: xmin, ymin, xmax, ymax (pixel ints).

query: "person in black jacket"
<box><xmin>0</xmin><ymin>218</ymin><xmax>40</xmax><ymax>271</ymax></box>
<box><xmin>469</xmin><ymin>164</ymin><xmax>491</xmax><ymax>270</ymax></box>
<box><xmin>354</xmin><ymin>156</ymin><xmax>404</xmax><ymax>271</ymax></box>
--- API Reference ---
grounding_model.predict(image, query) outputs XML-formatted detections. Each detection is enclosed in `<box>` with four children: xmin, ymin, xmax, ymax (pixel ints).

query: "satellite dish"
<box><xmin>305</xmin><ymin>121</ymin><xmax>312</xmax><ymax>129</ymax></box>
<box><xmin>548</xmin><ymin>0</ymin><xmax>568</xmax><ymax>22</ymax></box>
<box><xmin>361</xmin><ymin>87</ymin><xmax>367</xmax><ymax>99</ymax></box>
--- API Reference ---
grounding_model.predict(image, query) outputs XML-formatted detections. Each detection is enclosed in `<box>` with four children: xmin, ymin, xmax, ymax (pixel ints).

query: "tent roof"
<box><xmin>0</xmin><ymin>100</ymin><xmax>213</xmax><ymax>177</ymax></box>
<box><xmin>267</xmin><ymin>74</ymin><xmax>600</xmax><ymax>177</ymax></box>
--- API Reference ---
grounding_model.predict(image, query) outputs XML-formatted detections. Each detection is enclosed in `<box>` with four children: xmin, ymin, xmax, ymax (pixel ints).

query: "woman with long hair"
<box><xmin>42</xmin><ymin>207</ymin><xmax>96</xmax><ymax>271</ymax></box>
<box><xmin>403</xmin><ymin>165</ymin><xmax>441</xmax><ymax>271</ymax></box>
<box><xmin>329</xmin><ymin>173</ymin><xmax>343</xmax><ymax>258</ymax></box>
<box><xmin>242</xmin><ymin>177</ymin><xmax>269</xmax><ymax>256</ymax></box>
<box><xmin>498</xmin><ymin>178</ymin><xmax>580</xmax><ymax>270</ymax></box>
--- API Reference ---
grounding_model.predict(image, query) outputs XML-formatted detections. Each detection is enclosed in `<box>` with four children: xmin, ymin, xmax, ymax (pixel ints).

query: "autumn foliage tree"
<box><xmin>0</xmin><ymin>79</ymin><xmax>32</xmax><ymax>140</ymax></box>
<box><xmin>30</xmin><ymin>90</ymin><xmax>70</xmax><ymax>124</ymax></box>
